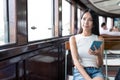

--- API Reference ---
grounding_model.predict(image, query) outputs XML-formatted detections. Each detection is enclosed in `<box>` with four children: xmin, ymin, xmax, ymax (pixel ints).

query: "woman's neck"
<box><xmin>81</xmin><ymin>31</ymin><xmax>92</xmax><ymax>36</ymax></box>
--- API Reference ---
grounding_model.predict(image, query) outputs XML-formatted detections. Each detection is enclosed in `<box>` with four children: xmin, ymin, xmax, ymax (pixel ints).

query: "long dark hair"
<box><xmin>78</xmin><ymin>9</ymin><xmax>100</xmax><ymax>36</ymax></box>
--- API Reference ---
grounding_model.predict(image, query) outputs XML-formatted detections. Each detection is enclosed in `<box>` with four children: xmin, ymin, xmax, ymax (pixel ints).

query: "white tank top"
<box><xmin>75</xmin><ymin>34</ymin><xmax>99</xmax><ymax>67</ymax></box>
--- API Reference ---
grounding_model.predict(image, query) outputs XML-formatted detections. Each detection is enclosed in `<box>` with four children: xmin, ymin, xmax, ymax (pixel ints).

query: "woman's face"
<box><xmin>81</xmin><ymin>12</ymin><xmax>93</xmax><ymax>31</ymax></box>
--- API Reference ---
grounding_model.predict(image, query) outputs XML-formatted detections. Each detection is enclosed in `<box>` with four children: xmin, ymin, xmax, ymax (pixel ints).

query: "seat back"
<box><xmin>65</xmin><ymin>41</ymin><xmax>69</xmax><ymax>80</ymax></box>
<box><xmin>65</xmin><ymin>41</ymin><xmax>73</xmax><ymax>80</ymax></box>
<box><xmin>65</xmin><ymin>41</ymin><xmax>70</xmax><ymax>50</ymax></box>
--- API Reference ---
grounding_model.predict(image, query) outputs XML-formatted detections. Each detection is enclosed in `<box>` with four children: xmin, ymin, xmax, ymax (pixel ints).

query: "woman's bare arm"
<box><xmin>69</xmin><ymin>36</ymin><xmax>92</xmax><ymax>80</ymax></box>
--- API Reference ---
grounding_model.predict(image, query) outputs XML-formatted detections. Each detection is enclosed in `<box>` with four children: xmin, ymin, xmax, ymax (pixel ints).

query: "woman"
<box><xmin>69</xmin><ymin>9</ymin><xmax>104</xmax><ymax>80</ymax></box>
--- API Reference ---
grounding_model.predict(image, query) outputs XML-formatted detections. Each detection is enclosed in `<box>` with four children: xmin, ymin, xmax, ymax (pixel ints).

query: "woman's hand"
<box><xmin>89</xmin><ymin>45</ymin><xmax>101</xmax><ymax>56</ymax></box>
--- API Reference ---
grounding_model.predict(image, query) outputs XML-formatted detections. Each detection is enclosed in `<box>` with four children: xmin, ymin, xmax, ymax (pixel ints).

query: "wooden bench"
<box><xmin>101</xmin><ymin>35</ymin><xmax>120</xmax><ymax>79</ymax></box>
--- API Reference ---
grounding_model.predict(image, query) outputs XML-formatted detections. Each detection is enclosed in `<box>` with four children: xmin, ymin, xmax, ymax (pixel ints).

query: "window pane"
<box><xmin>9</xmin><ymin>0</ymin><xmax>16</xmax><ymax>44</ymax></box>
<box><xmin>62</xmin><ymin>0</ymin><xmax>70</xmax><ymax>36</ymax></box>
<box><xmin>114</xmin><ymin>18</ymin><xmax>120</xmax><ymax>28</ymax></box>
<box><xmin>107</xmin><ymin>17</ymin><xmax>113</xmax><ymax>29</ymax></box>
<box><xmin>77</xmin><ymin>8</ymin><xmax>80</xmax><ymax>32</ymax></box>
<box><xmin>0</xmin><ymin>0</ymin><xmax>5</xmax><ymax>45</ymax></box>
<box><xmin>0</xmin><ymin>0</ymin><xmax>10</xmax><ymax>45</ymax></box>
<box><xmin>0</xmin><ymin>0</ymin><xmax>16</xmax><ymax>46</ymax></box>
<box><xmin>28</xmin><ymin>0</ymin><xmax>53</xmax><ymax>41</ymax></box>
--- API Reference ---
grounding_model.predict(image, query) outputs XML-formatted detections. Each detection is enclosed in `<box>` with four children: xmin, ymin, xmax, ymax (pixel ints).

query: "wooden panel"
<box><xmin>27</xmin><ymin>53</ymin><xmax>59</xmax><ymax>80</ymax></box>
<box><xmin>104</xmin><ymin>41</ymin><xmax>120</xmax><ymax>50</ymax></box>
<box><xmin>102</xmin><ymin>35</ymin><xmax>120</xmax><ymax>50</ymax></box>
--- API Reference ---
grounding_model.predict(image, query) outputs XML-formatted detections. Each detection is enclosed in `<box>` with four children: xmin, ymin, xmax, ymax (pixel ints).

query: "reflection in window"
<box><xmin>62</xmin><ymin>0</ymin><xmax>70</xmax><ymax>36</ymax></box>
<box><xmin>28</xmin><ymin>0</ymin><xmax>53</xmax><ymax>41</ymax></box>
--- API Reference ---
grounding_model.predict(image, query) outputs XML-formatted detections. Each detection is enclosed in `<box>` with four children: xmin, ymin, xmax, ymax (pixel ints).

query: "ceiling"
<box><xmin>89</xmin><ymin>0</ymin><xmax>120</xmax><ymax>14</ymax></box>
<box><xmin>78</xmin><ymin>0</ymin><xmax>120</xmax><ymax>17</ymax></box>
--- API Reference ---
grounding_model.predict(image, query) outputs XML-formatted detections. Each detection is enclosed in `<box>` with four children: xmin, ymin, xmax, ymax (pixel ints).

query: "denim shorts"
<box><xmin>73</xmin><ymin>67</ymin><xmax>105</xmax><ymax>80</ymax></box>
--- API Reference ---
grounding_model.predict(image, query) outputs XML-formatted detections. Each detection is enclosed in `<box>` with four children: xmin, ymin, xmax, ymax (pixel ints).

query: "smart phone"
<box><xmin>90</xmin><ymin>41</ymin><xmax>103</xmax><ymax>51</ymax></box>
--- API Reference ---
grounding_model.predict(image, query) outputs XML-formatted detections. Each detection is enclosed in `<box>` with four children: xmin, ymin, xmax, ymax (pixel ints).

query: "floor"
<box><xmin>67</xmin><ymin>75</ymin><xmax>115</xmax><ymax>80</ymax></box>
<box><xmin>108</xmin><ymin>77</ymin><xmax>114</xmax><ymax>80</ymax></box>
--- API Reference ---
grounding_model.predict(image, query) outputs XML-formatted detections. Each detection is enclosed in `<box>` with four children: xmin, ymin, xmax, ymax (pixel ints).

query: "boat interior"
<box><xmin>0</xmin><ymin>0</ymin><xmax>120</xmax><ymax>80</ymax></box>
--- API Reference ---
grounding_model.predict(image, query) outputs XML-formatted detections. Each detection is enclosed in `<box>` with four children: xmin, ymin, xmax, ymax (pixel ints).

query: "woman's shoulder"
<box><xmin>69</xmin><ymin>34</ymin><xmax>80</xmax><ymax>42</ymax></box>
<box><xmin>69</xmin><ymin>35</ymin><xmax>75</xmax><ymax>40</ymax></box>
<box><xmin>69</xmin><ymin>35</ymin><xmax>75</xmax><ymax>42</ymax></box>
<box><xmin>70</xmin><ymin>34</ymin><xmax>80</xmax><ymax>39</ymax></box>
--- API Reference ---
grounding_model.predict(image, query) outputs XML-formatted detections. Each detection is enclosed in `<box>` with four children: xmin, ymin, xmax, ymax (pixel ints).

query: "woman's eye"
<box><xmin>83</xmin><ymin>18</ymin><xmax>86</xmax><ymax>20</ymax></box>
<box><xmin>89</xmin><ymin>19</ymin><xmax>93</xmax><ymax>21</ymax></box>
<box><xmin>88</xmin><ymin>19</ymin><xmax>93</xmax><ymax>22</ymax></box>
<box><xmin>82</xmin><ymin>17</ymin><xmax>93</xmax><ymax>22</ymax></box>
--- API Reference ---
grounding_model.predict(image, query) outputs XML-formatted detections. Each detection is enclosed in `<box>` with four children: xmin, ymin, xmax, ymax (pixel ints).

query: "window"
<box><xmin>107</xmin><ymin>17</ymin><xmax>113</xmax><ymax>29</ymax></box>
<box><xmin>114</xmin><ymin>18</ymin><xmax>120</xmax><ymax>28</ymax></box>
<box><xmin>28</xmin><ymin>0</ymin><xmax>54</xmax><ymax>41</ymax></box>
<box><xmin>0</xmin><ymin>0</ymin><xmax>16</xmax><ymax>45</ymax></box>
<box><xmin>0</xmin><ymin>0</ymin><xmax>6</xmax><ymax>45</ymax></box>
<box><xmin>62</xmin><ymin>0</ymin><xmax>71</xmax><ymax>36</ymax></box>
<box><xmin>99</xmin><ymin>16</ymin><xmax>105</xmax><ymax>32</ymax></box>
<box><xmin>77</xmin><ymin>8</ymin><xmax>81</xmax><ymax>32</ymax></box>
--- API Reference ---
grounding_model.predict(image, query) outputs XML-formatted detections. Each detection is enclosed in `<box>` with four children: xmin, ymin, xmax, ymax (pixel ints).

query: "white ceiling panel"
<box><xmin>89</xmin><ymin>0</ymin><xmax>120</xmax><ymax>14</ymax></box>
